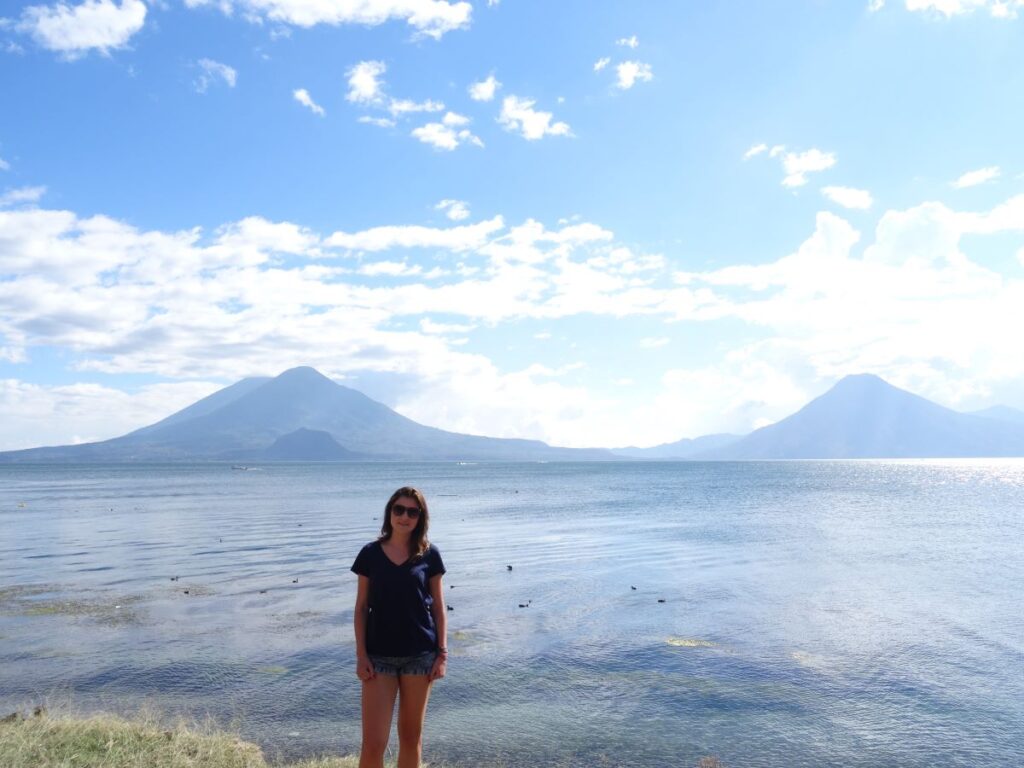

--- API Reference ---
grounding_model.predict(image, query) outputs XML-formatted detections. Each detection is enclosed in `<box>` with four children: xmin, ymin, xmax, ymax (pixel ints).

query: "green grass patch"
<box><xmin>0</xmin><ymin>708</ymin><xmax>358</xmax><ymax>768</ymax></box>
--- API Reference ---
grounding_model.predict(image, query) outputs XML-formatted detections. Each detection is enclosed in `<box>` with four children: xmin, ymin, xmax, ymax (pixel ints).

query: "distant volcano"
<box><xmin>694</xmin><ymin>374</ymin><xmax>1024</xmax><ymax>459</ymax></box>
<box><xmin>0</xmin><ymin>366</ymin><xmax>616</xmax><ymax>462</ymax></box>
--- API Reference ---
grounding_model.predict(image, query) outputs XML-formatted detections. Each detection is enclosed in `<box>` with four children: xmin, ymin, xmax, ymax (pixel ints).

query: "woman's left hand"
<box><xmin>429</xmin><ymin>654</ymin><xmax>447</xmax><ymax>681</ymax></box>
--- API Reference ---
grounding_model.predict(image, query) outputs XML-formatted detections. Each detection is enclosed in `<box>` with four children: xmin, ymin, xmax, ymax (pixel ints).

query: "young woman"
<box><xmin>351</xmin><ymin>487</ymin><xmax>447</xmax><ymax>768</ymax></box>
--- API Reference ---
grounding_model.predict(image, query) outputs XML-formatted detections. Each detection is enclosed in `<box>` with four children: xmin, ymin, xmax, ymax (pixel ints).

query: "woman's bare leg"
<box><xmin>396</xmin><ymin>674</ymin><xmax>433</xmax><ymax>768</ymax></box>
<box><xmin>359</xmin><ymin>675</ymin><xmax>400</xmax><ymax>768</ymax></box>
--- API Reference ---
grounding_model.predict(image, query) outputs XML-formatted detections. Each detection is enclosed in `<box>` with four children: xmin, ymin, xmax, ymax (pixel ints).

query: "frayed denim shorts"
<box><xmin>368</xmin><ymin>651</ymin><xmax>437</xmax><ymax>677</ymax></box>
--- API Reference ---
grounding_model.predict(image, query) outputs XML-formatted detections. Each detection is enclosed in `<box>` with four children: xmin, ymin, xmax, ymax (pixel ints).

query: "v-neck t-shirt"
<box><xmin>351</xmin><ymin>540</ymin><xmax>446</xmax><ymax>656</ymax></box>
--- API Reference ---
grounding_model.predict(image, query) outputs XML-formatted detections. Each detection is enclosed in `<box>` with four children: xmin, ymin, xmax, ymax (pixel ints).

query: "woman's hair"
<box><xmin>379</xmin><ymin>486</ymin><xmax>431</xmax><ymax>559</ymax></box>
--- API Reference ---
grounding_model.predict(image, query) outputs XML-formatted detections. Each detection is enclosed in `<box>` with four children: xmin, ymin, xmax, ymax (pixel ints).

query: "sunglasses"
<box><xmin>391</xmin><ymin>503</ymin><xmax>422</xmax><ymax>519</ymax></box>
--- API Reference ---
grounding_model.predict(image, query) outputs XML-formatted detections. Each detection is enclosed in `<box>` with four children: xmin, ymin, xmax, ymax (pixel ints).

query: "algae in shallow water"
<box><xmin>666</xmin><ymin>636</ymin><xmax>717</xmax><ymax>648</ymax></box>
<box><xmin>0</xmin><ymin>586</ymin><xmax>145</xmax><ymax>626</ymax></box>
<box><xmin>256</xmin><ymin>666</ymin><xmax>289</xmax><ymax>675</ymax></box>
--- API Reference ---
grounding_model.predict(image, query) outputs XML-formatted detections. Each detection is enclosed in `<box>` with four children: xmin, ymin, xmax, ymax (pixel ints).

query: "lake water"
<box><xmin>1</xmin><ymin>461</ymin><xmax>1023</xmax><ymax>767</ymax></box>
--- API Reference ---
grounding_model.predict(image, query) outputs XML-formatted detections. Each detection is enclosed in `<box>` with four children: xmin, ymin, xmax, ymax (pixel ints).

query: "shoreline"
<box><xmin>0</xmin><ymin>704</ymin><xmax>730</xmax><ymax>768</ymax></box>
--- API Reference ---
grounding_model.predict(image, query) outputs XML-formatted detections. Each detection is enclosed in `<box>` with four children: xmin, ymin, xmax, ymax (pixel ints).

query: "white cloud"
<box><xmin>442</xmin><ymin>111</ymin><xmax>469</xmax><ymax>127</ymax></box>
<box><xmin>183</xmin><ymin>0</ymin><xmax>473</xmax><ymax>38</ymax></box>
<box><xmin>206</xmin><ymin>216</ymin><xmax>321</xmax><ymax>265</ymax></box>
<box><xmin>358</xmin><ymin>116</ymin><xmax>396</xmax><ymax>128</ymax></box>
<box><xmin>17</xmin><ymin>0</ymin><xmax>146</xmax><ymax>58</ymax></box>
<box><xmin>640</xmin><ymin>337</ymin><xmax>669</xmax><ymax>349</ymax></box>
<box><xmin>293</xmin><ymin>88</ymin><xmax>324</xmax><ymax>116</ymax></box>
<box><xmin>468</xmin><ymin>74</ymin><xmax>500</xmax><ymax>101</ymax></box>
<box><xmin>905</xmin><ymin>0</ymin><xmax>1024</xmax><ymax>18</ymax></box>
<box><xmin>498</xmin><ymin>96</ymin><xmax>572</xmax><ymax>140</ymax></box>
<box><xmin>769</xmin><ymin>144</ymin><xmax>785</xmax><ymax>158</ymax></box>
<box><xmin>0</xmin><ymin>186</ymin><xmax>46</xmax><ymax>207</ymax></box>
<box><xmin>0</xmin><ymin>157</ymin><xmax>9</xmax><ymax>171</ymax></box>
<box><xmin>325</xmin><ymin>216</ymin><xmax>504</xmax><ymax>251</ymax></box>
<box><xmin>781</xmin><ymin>148</ymin><xmax>836</xmax><ymax>187</ymax></box>
<box><xmin>388</xmin><ymin>98</ymin><xmax>445</xmax><ymax>116</ymax></box>
<box><xmin>435</xmin><ymin>199</ymin><xmax>470</xmax><ymax>221</ymax></box>
<box><xmin>744</xmin><ymin>143</ymin><xmax>768</xmax><ymax>160</ymax></box>
<box><xmin>195</xmin><ymin>58</ymin><xmax>237</xmax><ymax>93</ymax></box>
<box><xmin>615</xmin><ymin>61</ymin><xmax>653</xmax><ymax>89</ymax></box>
<box><xmin>346</xmin><ymin>60</ymin><xmax>387</xmax><ymax>104</ymax></box>
<box><xmin>821</xmin><ymin>185</ymin><xmax>874</xmax><ymax>210</ymax></box>
<box><xmin>421</xmin><ymin>318</ymin><xmax>473</xmax><ymax>334</ymax></box>
<box><xmin>868</xmin><ymin>0</ymin><xmax>885</xmax><ymax>11</ymax></box>
<box><xmin>616</xmin><ymin>35</ymin><xmax>639</xmax><ymax>48</ymax></box>
<box><xmin>593</xmin><ymin>57</ymin><xmax>610</xmax><ymax>72</ymax></box>
<box><xmin>358</xmin><ymin>260</ymin><xmax>422</xmax><ymax>277</ymax></box>
<box><xmin>0</xmin><ymin>379</ymin><xmax>222</xmax><ymax>451</ymax></box>
<box><xmin>952</xmin><ymin>166</ymin><xmax>1000</xmax><ymax>189</ymax></box>
<box><xmin>411</xmin><ymin>112</ymin><xmax>483</xmax><ymax>150</ymax></box>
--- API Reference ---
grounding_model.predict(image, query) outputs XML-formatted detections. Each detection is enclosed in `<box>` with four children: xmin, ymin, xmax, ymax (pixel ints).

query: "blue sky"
<box><xmin>2</xmin><ymin>0</ymin><xmax>1024</xmax><ymax>450</ymax></box>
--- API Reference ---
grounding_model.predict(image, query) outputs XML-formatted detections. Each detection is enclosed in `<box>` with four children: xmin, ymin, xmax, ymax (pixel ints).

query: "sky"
<box><xmin>1</xmin><ymin>0</ymin><xmax>1024</xmax><ymax>452</ymax></box>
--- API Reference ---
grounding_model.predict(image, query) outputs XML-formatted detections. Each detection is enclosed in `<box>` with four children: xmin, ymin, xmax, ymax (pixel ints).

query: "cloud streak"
<box><xmin>293</xmin><ymin>88</ymin><xmax>325</xmax><ymax>116</ymax></box>
<box><xmin>183</xmin><ymin>0</ymin><xmax>473</xmax><ymax>38</ymax></box>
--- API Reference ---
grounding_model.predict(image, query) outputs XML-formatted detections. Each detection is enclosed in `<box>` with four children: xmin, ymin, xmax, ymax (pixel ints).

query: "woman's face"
<box><xmin>390</xmin><ymin>494</ymin><xmax>422</xmax><ymax>535</ymax></box>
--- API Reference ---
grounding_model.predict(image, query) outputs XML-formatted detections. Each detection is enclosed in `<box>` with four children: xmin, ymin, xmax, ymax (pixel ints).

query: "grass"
<box><xmin>0</xmin><ymin>707</ymin><xmax>357</xmax><ymax>768</ymax></box>
<box><xmin>0</xmin><ymin>705</ymin><xmax>729</xmax><ymax>767</ymax></box>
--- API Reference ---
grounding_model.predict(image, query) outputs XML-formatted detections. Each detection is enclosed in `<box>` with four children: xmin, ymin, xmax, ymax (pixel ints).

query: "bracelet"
<box><xmin>437</xmin><ymin>647</ymin><xmax>449</xmax><ymax>655</ymax></box>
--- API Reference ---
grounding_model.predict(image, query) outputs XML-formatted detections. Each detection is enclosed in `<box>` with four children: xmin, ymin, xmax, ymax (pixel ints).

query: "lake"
<box><xmin>2</xmin><ymin>460</ymin><xmax>1023</xmax><ymax>767</ymax></box>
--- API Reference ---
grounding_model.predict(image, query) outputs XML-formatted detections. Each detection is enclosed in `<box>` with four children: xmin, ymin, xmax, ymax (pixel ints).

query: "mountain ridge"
<box><xmin>0</xmin><ymin>366</ymin><xmax>615</xmax><ymax>462</ymax></box>
<box><xmin>694</xmin><ymin>374</ymin><xmax>1024</xmax><ymax>459</ymax></box>
<box><xmin>2</xmin><ymin>369</ymin><xmax>1023</xmax><ymax>462</ymax></box>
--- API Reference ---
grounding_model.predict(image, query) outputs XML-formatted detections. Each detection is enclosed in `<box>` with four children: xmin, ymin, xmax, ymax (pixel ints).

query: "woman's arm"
<box><xmin>354</xmin><ymin>575</ymin><xmax>375</xmax><ymax>680</ymax></box>
<box><xmin>428</xmin><ymin>574</ymin><xmax>447</xmax><ymax>681</ymax></box>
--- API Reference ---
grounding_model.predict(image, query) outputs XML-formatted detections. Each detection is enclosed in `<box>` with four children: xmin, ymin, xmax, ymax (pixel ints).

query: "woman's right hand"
<box><xmin>356</xmin><ymin>654</ymin><xmax>376</xmax><ymax>681</ymax></box>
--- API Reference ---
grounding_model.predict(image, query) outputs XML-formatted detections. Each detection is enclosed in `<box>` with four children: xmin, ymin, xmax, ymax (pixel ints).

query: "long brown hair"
<box><xmin>379</xmin><ymin>486</ymin><xmax>430</xmax><ymax>559</ymax></box>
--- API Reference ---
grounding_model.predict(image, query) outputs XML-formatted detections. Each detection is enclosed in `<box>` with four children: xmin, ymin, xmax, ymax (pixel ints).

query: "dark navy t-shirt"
<box><xmin>351</xmin><ymin>540</ymin><xmax>446</xmax><ymax>656</ymax></box>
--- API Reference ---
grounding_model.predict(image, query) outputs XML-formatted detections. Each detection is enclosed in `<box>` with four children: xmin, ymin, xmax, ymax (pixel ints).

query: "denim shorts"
<box><xmin>368</xmin><ymin>651</ymin><xmax>437</xmax><ymax>677</ymax></box>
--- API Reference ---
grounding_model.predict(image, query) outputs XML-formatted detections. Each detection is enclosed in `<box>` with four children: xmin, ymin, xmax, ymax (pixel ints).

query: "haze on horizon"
<box><xmin>2</xmin><ymin>0</ymin><xmax>1024</xmax><ymax>452</ymax></box>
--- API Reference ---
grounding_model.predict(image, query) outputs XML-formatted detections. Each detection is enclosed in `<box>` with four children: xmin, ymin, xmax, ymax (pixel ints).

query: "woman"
<box><xmin>351</xmin><ymin>487</ymin><xmax>447</xmax><ymax>768</ymax></box>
